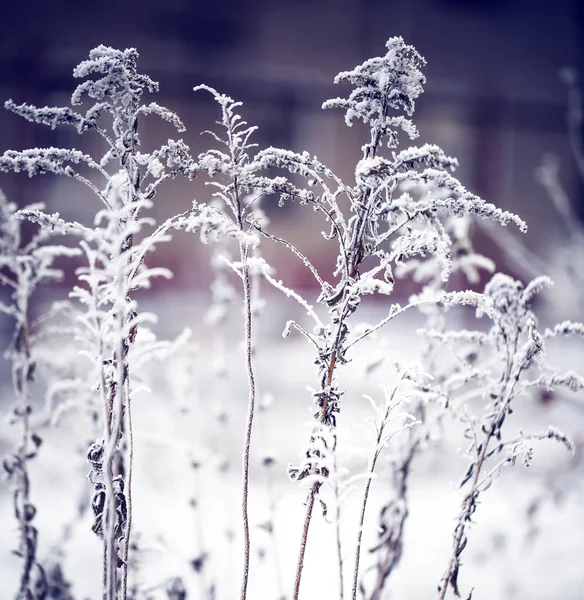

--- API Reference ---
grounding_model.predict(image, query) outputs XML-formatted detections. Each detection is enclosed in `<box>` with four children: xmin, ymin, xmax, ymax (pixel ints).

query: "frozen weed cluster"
<box><xmin>0</xmin><ymin>38</ymin><xmax>582</xmax><ymax>600</ymax></box>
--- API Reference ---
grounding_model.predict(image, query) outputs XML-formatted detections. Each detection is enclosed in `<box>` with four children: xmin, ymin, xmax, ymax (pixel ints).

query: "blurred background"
<box><xmin>0</xmin><ymin>0</ymin><xmax>583</xmax><ymax>294</ymax></box>
<box><xmin>1</xmin><ymin>1</ymin><xmax>584</xmax><ymax>599</ymax></box>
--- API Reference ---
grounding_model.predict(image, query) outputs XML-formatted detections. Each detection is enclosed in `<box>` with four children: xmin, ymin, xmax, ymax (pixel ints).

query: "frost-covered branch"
<box><xmin>2</xmin><ymin>45</ymin><xmax>190</xmax><ymax>600</ymax></box>
<box><xmin>243</xmin><ymin>37</ymin><xmax>526</xmax><ymax>600</ymax></box>
<box><xmin>0</xmin><ymin>191</ymin><xmax>79</xmax><ymax>599</ymax></box>
<box><xmin>431</xmin><ymin>274</ymin><xmax>582</xmax><ymax>599</ymax></box>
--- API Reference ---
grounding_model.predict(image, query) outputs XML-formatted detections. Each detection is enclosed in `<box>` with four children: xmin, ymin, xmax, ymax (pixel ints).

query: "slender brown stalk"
<box><xmin>292</xmin><ymin>108</ymin><xmax>388</xmax><ymax>600</ymax></box>
<box><xmin>438</xmin><ymin>370</ymin><xmax>520</xmax><ymax>600</ymax></box>
<box><xmin>292</xmin><ymin>305</ymin><xmax>347</xmax><ymax>600</ymax></box>
<box><xmin>333</xmin><ymin>456</ymin><xmax>345</xmax><ymax>600</ymax></box>
<box><xmin>239</xmin><ymin>238</ymin><xmax>257</xmax><ymax>600</ymax></box>
<box><xmin>352</xmin><ymin>470</ymin><xmax>375</xmax><ymax>600</ymax></box>
<box><xmin>121</xmin><ymin>378</ymin><xmax>134</xmax><ymax>599</ymax></box>
<box><xmin>293</xmin><ymin>485</ymin><xmax>317</xmax><ymax>600</ymax></box>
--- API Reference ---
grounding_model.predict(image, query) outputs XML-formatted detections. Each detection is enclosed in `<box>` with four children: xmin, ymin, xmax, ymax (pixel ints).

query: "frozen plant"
<box><xmin>249</xmin><ymin>36</ymin><xmax>525</xmax><ymax>599</ymax></box>
<box><xmin>419</xmin><ymin>273</ymin><xmax>581</xmax><ymax>599</ymax></box>
<box><xmin>0</xmin><ymin>46</ymin><xmax>194</xmax><ymax>600</ymax></box>
<box><xmin>350</xmin><ymin>365</ymin><xmax>422</xmax><ymax>599</ymax></box>
<box><xmin>0</xmin><ymin>190</ymin><xmax>79</xmax><ymax>599</ymax></box>
<box><xmin>1</xmin><ymin>35</ymin><xmax>582</xmax><ymax>600</ymax></box>
<box><xmin>365</xmin><ymin>213</ymin><xmax>495</xmax><ymax>600</ymax></box>
<box><xmin>171</xmin><ymin>84</ymin><xmax>270</xmax><ymax>600</ymax></box>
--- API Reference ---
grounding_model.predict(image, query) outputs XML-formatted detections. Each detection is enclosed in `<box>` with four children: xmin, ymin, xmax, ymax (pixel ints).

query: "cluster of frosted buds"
<box><xmin>287</xmin><ymin>425</ymin><xmax>336</xmax><ymax>483</ymax></box>
<box><xmin>86</xmin><ymin>441</ymin><xmax>128</xmax><ymax>564</ymax></box>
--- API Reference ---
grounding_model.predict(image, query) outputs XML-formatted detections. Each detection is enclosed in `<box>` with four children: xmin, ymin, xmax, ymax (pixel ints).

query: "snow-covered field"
<box><xmin>1</xmin><ymin>298</ymin><xmax>583</xmax><ymax>600</ymax></box>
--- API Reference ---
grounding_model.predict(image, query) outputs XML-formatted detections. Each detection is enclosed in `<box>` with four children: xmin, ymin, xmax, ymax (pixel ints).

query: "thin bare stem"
<box><xmin>293</xmin><ymin>485</ymin><xmax>317</xmax><ymax>600</ymax></box>
<box><xmin>334</xmin><ymin>465</ymin><xmax>345</xmax><ymax>600</ymax></box>
<box><xmin>346</xmin><ymin>300</ymin><xmax>425</xmax><ymax>351</ymax></box>
<box><xmin>250</xmin><ymin>219</ymin><xmax>328</xmax><ymax>290</ymax></box>
<box><xmin>0</xmin><ymin>272</ymin><xmax>17</xmax><ymax>288</ymax></box>
<box><xmin>352</xmin><ymin>473</ymin><xmax>374</xmax><ymax>600</ymax></box>
<box><xmin>72</xmin><ymin>172</ymin><xmax>112</xmax><ymax>209</ymax></box>
<box><xmin>352</xmin><ymin>386</ymin><xmax>405</xmax><ymax>600</ymax></box>
<box><xmin>121</xmin><ymin>378</ymin><xmax>134</xmax><ymax>599</ymax></box>
<box><xmin>262</xmin><ymin>272</ymin><xmax>323</xmax><ymax>327</ymax></box>
<box><xmin>239</xmin><ymin>238</ymin><xmax>257</xmax><ymax>600</ymax></box>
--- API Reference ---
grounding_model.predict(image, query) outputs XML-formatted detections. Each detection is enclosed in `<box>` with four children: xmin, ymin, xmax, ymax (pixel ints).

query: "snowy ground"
<box><xmin>1</xmin><ymin>297</ymin><xmax>583</xmax><ymax>599</ymax></box>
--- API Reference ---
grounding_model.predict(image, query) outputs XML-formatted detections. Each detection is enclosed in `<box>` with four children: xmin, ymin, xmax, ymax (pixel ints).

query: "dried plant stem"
<box><xmin>104</xmin><ymin>255</ymin><xmax>135</xmax><ymax>600</ymax></box>
<box><xmin>293</xmin><ymin>486</ymin><xmax>317</xmax><ymax>600</ymax></box>
<box><xmin>437</xmin><ymin>470</ymin><xmax>480</xmax><ymax>600</ymax></box>
<box><xmin>16</xmin><ymin>314</ymin><xmax>35</xmax><ymax>597</ymax></box>
<box><xmin>438</xmin><ymin>383</ymin><xmax>517</xmax><ymax>600</ymax></box>
<box><xmin>352</xmin><ymin>466</ymin><xmax>376</xmax><ymax>600</ymax></box>
<box><xmin>333</xmin><ymin>457</ymin><xmax>345</xmax><ymax>600</ymax></box>
<box><xmin>351</xmin><ymin>388</ymin><xmax>401</xmax><ymax>600</ymax></box>
<box><xmin>103</xmin><ymin>320</ymin><xmax>126</xmax><ymax>599</ymax></box>
<box><xmin>239</xmin><ymin>239</ymin><xmax>257</xmax><ymax>600</ymax></box>
<box><xmin>293</xmin><ymin>133</ymin><xmax>390</xmax><ymax>600</ymax></box>
<box><xmin>293</xmin><ymin>301</ymin><xmax>349</xmax><ymax>600</ymax></box>
<box><xmin>369</xmin><ymin>442</ymin><xmax>416</xmax><ymax>600</ymax></box>
<box><xmin>103</xmin><ymin>451</ymin><xmax>118</xmax><ymax>600</ymax></box>
<box><xmin>121</xmin><ymin>379</ymin><xmax>134</xmax><ymax>599</ymax></box>
<box><xmin>118</xmin><ymin>153</ymin><xmax>140</xmax><ymax>600</ymax></box>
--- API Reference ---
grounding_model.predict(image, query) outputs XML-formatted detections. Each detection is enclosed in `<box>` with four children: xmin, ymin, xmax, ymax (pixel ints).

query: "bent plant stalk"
<box><xmin>234</xmin><ymin>178</ymin><xmax>258</xmax><ymax>600</ymax></box>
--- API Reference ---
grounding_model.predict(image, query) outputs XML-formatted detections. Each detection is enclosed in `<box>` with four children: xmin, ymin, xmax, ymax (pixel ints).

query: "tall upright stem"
<box><xmin>334</xmin><ymin>456</ymin><xmax>345</xmax><ymax>600</ymax></box>
<box><xmin>16</xmin><ymin>303</ymin><xmax>35</xmax><ymax>597</ymax></box>
<box><xmin>239</xmin><ymin>239</ymin><xmax>257</xmax><ymax>600</ymax></box>
<box><xmin>121</xmin><ymin>377</ymin><xmax>134</xmax><ymax>599</ymax></box>
<box><xmin>293</xmin><ymin>304</ymin><xmax>347</xmax><ymax>600</ymax></box>
<box><xmin>293</xmin><ymin>485</ymin><xmax>317</xmax><ymax>600</ymax></box>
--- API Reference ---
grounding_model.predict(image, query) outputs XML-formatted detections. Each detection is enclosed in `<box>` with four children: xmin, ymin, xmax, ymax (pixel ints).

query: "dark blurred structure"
<box><xmin>0</xmin><ymin>0</ymin><xmax>583</xmax><ymax>291</ymax></box>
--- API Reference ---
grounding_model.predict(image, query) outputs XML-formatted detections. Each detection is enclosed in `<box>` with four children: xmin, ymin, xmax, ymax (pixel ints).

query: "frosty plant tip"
<box><xmin>1</xmin><ymin>37</ymin><xmax>582</xmax><ymax>600</ymax></box>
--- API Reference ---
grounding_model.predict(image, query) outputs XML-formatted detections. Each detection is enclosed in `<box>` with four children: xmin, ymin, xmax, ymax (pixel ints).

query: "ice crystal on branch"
<box><xmin>323</xmin><ymin>36</ymin><xmax>425</xmax><ymax>153</ymax></box>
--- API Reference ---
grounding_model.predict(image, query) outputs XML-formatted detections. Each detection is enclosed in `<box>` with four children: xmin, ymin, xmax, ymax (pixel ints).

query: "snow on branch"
<box><xmin>0</xmin><ymin>147</ymin><xmax>99</xmax><ymax>177</ymax></box>
<box><xmin>323</xmin><ymin>36</ymin><xmax>426</xmax><ymax>150</ymax></box>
